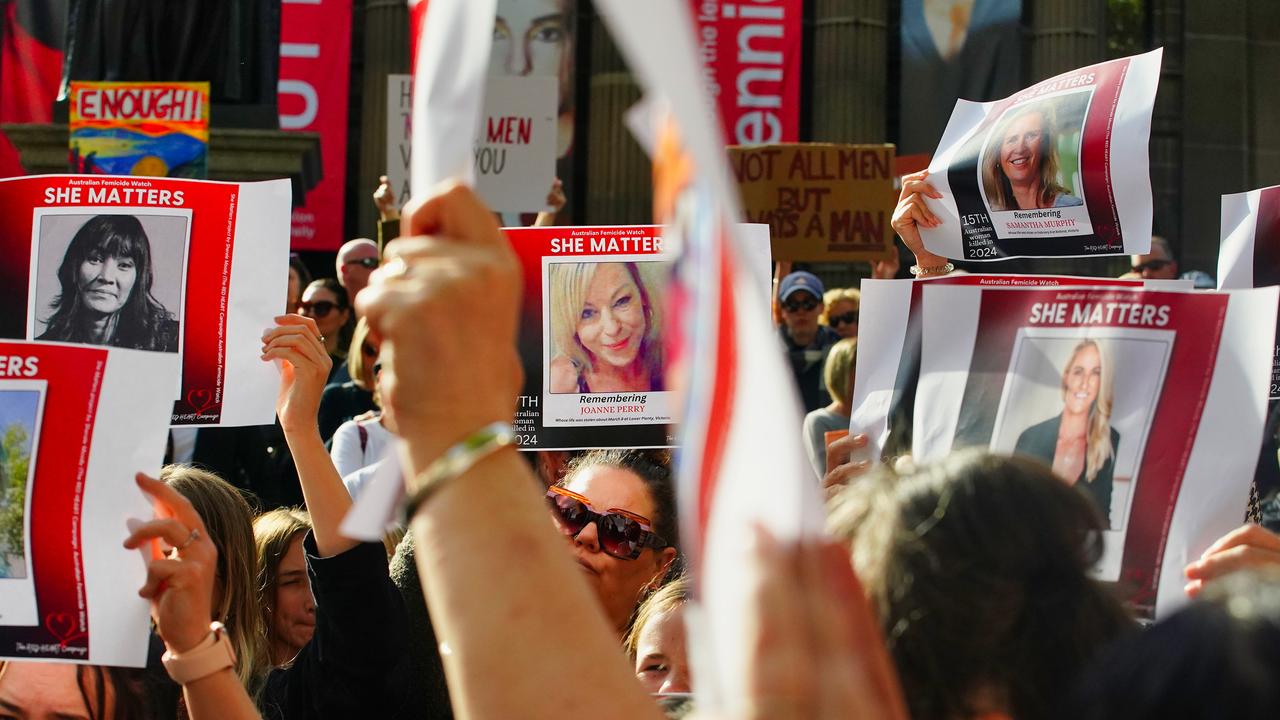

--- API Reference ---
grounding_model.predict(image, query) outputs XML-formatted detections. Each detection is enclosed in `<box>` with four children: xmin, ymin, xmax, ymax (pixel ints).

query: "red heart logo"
<box><xmin>44</xmin><ymin>612</ymin><xmax>86</xmax><ymax>647</ymax></box>
<box><xmin>186</xmin><ymin>388</ymin><xmax>215</xmax><ymax>415</ymax></box>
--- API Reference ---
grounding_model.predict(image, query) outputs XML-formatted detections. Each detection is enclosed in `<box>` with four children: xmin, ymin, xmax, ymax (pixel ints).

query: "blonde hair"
<box><xmin>252</xmin><ymin>508</ymin><xmax>312</xmax><ymax>667</ymax></box>
<box><xmin>623</xmin><ymin>574</ymin><xmax>689</xmax><ymax>659</ymax></box>
<box><xmin>162</xmin><ymin>465</ymin><xmax>270</xmax><ymax>691</ymax></box>
<box><xmin>345</xmin><ymin>317</ymin><xmax>376</xmax><ymax>391</ymax></box>
<box><xmin>820</xmin><ymin>287</ymin><xmax>860</xmax><ymax>325</ymax></box>
<box><xmin>981</xmin><ymin>104</ymin><xmax>1070</xmax><ymax>211</ymax></box>
<box><xmin>824</xmin><ymin>338</ymin><xmax>858</xmax><ymax>408</ymax></box>
<box><xmin>1060</xmin><ymin>339</ymin><xmax>1115</xmax><ymax>483</ymax></box>
<box><xmin>548</xmin><ymin>261</ymin><xmax>663</xmax><ymax>378</ymax></box>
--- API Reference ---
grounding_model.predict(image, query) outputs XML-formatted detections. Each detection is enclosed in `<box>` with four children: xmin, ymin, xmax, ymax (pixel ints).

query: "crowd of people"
<box><xmin>2</xmin><ymin>165</ymin><xmax>1280</xmax><ymax>720</ymax></box>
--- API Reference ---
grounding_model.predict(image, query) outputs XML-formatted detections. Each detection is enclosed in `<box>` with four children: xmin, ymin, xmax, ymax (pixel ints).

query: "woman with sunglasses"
<box><xmin>332</xmin><ymin>353</ymin><xmax>398</xmax><ymax>500</ymax></box>
<box><xmin>317</xmin><ymin>317</ymin><xmax>379</xmax><ymax>443</ymax></box>
<box><xmin>299</xmin><ymin>278</ymin><xmax>355</xmax><ymax>384</ymax></box>
<box><xmin>822</xmin><ymin>287</ymin><xmax>860</xmax><ymax>340</ymax></box>
<box><xmin>547</xmin><ymin>449</ymin><xmax>679</xmax><ymax>635</ymax></box>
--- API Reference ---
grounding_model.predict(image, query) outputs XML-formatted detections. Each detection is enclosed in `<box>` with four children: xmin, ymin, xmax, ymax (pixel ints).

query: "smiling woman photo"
<box><xmin>37</xmin><ymin>214</ymin><xmax>179</xmax><ymax>352</ymax></box>
<box><xmin>548</xmin><ymin>261</ymin><xmax>664</xmax><ymax>394</ymax></box>
<box><xmin>981</xmin><ymin>103</ymin><xmax>1084</xmax><ymax>212</ymax></box>
<box><xmin>1014</xmin><ymin>338</ymin><xmax>1119</xmax><ymax>525</ymax></box>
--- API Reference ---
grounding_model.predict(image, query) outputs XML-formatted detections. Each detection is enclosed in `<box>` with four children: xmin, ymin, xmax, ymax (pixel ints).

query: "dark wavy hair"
<box><xmin>41</xmin><ymin>215</ymin><xmax>176</xmax><ymax>351</ymax></box>
<box><xmin>828</xmin><ymin>451</ymin><xmax>1134</xmax><ymax>720</ymax></box>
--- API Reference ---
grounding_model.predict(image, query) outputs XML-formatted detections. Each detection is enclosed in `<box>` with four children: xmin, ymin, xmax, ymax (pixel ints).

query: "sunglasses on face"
<box><xmin>298</xmin><ymin>300</ymin><xmax>342</xmax><ymax>318</ymax></box>
<box><xmin>782</xmin><ymin>297</ymin><xmax>820</xmax><ymax>313</ymax></box>
<box><xmin>829</xmin><ymin>311</ymin><xmax>858</xmax><ymax>327</ymax></box>
<box><xmin>546</xmin><ymin>486</ymin><xmax>667</xmax><ymax>560</ymax></box>
<box><xmin>1131</xmin><ymin>259</ymin><xmax>1171</xmax><ymax>273</ymax></box>
<box><xmin>345</xmin><ymin>257</ymin><xmax>380</xmax><ymax>270</ymax></box>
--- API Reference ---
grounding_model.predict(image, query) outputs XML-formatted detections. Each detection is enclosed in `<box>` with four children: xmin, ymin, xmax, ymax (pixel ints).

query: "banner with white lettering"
<box><xmin>690</xmin><ymin>0</ymin><xmax>803</xmax><ymax>145</ymax></box>
<box><xmin>508</xmin><ymin>224</ymin><xmax>770</xmax><ymax>450</ymax></box>
<box><xmin>279</xmin><ymin>0</ymin><xmax>353</xmax><ymax>251</ymax></box>
<box><xmin>69</xmin><ymin>82</ymin><xmax>210</xmax><ymax>178</ymax></box>
<box><xmin>919</xmin><ymin>49</ymin><xmax>1162</xmax><ymax>260</ymax></box>
<box><xmin>1219</xmin><ymin>184</ymin><xmax>1280</xmax><ymax>400</ymax></box>
<box><xmin>0</xmin><ymin>175</ymin><xmax>290</xmax><ymax>426</ymax></box>
<box><xmin>0</xmin><ymin>340</ymin><xmax>177</xmax><ymax>667</ymax></box>
<box><xmin>911</xmin><ymin>284</ymin><xmax>1276</xmax><ymax>618</ymax></box>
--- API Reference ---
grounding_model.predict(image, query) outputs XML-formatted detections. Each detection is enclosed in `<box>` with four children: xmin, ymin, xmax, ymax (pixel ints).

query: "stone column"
<box><xmin>354</xmin><ymin>0</ymin><xmax>411</xmax><ymax>240</ymax></box>
<box><xmin>810</xmin><ymin>0</ymin><xmax>889</xmax><ymax>143</ymax></box>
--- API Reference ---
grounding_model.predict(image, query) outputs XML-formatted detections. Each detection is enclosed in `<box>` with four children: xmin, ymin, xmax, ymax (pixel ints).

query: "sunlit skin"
<box><xmin>1053</xmin><ymin>344</ymin><xmax>1101</xmax><ymax>483</ymax></box>
<box><xmin>826</xmin><ymin>299</ymin><xmax>858</xmax><ymax>340</ymax></box>
<box><xmin>552</xmin><ymin>263</ymin><xmax>651</xmax><ymax>393</ymax></box>
<box><xmin>781</xmin><ymin>290</ymin><xmax>822</xmax><ymax>346</ymax></box>
<box><xmin>560</xmin><ymin>466</ymin><xmax>676</xmax><ymax>634</ymax></box>
<box><xmin>76</xmin><ymin>251</ymin><xmax>137</xmax><ymax>342</ymax></box>
<box><xmin>0</xmin><ymin>662</ymin><xmax>111</xmax><ymax>720</ymax></box>
<box><xmin>269</xmin><ymin>536</ymin><xmax>316</xmax><ymax>666</ymax></box>
<box><xmin>998</xmin><ymin>111</ymin><xmax>1048</xmax><ymax>210</ymax></box>
<box><xmin>633</xmin><ymin>604</ymin><xmax>691</xmax><ymax>695</ymax></box>
<box><xmin>1130</xmin><ymin>246</ymin><xmax>1179</xmax><ymax>280</ymax></box>
<box><xmin>299</xmin><ymin>285</ymin><xmax>349</xmax><ymax>356</ymax></box>
<box><xmin>336</xmin><ymin>240</ymin><xmax>379</xmax><ymax>301</ymax></box>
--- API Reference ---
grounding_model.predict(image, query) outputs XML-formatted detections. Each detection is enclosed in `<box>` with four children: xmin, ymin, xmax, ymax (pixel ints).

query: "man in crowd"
<box><xmin>1129</xmin><ymin>235</ymin><xmax>1178</xmax><ymax>280</ymax></box>
<box><xmin>777</xmin><ymin>270</ymin><xmax>840</xmax><ymax>412</ymax></box>
<box><xmin>335</xmin><ymin>238</ymin><xmax>380</xmax><ymax>307</ymax></box>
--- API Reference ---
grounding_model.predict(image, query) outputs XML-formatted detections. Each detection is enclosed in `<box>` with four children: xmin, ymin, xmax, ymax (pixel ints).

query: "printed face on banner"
<box><xmin>978</xmin><ymin>92</ymin><xmax>1091</xmax><ymax>217</ymax></box>
<box><xmin>0</xmin><ymin>380</ymin><xmax>44</xmax><ymax>625</ymax></box>
<box><xmin>986</xmin><ymin>329</ymin><xmax>1171</xmax><ymax>580</ymax></box>
<box><xmin>26</xmin><ymin>210</ymin><xmax>191</xmax><ymax>356</ymax></box>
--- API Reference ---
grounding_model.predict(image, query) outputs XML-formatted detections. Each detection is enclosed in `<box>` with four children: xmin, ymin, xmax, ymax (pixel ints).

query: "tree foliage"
<box><xmin>0</xmin><ymin>423</ymin><xmax>31</xmax><ymax>565</ymax></box>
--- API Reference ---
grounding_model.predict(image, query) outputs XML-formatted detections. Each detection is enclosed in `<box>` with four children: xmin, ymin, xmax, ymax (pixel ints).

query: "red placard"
<box><xmin>690</xmin><ymin>0</ymin><xmax>803</xmax><ymax>145</ymax></box>
<box><xmin>279</xmin><ymin>0</ymin><xmax>354</xmax><ymax>251</ymax></box>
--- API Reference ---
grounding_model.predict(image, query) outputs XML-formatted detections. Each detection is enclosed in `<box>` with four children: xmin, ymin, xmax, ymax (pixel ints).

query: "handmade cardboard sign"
<box><xmin>69</xmin><ymin>81</ymin><xmax>210</xmax><ymax>178</ymax></box>
<box><xmin>729</xmin><ymin>143</ymin><xmax>896</xmax><ymax>261</ymax></box>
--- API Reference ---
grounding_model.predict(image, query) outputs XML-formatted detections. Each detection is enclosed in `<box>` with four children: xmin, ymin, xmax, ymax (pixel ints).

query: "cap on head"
<box><xmin>778</xmin><ymin>271</ymin><xmax>825</xmax><ymax>302</ymax></box>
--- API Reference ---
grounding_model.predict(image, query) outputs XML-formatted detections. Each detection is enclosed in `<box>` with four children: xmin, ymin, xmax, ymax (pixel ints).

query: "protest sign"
<box><xmin>728</xmin><ymin>143</ymin><xmax>896</xmax><ymax>261</ymax></box>
<box><xmin>919</xmin><ymin>49</ymin><xmax>1161</xmax><ymax>261</ymax></box>
<box><xmin>0</xmin><ymin>174</ymin><xmax>290</xmax><ymax>426</ymax></box>
<box><xmin>851</xmin><ymin>274</ymin><xmax>1169</xmax><ymax>461</ymax></box>
<box><xmin>475</xmin><ymin>76</ymin><xmax>558</xmax><ymax>213</ymax></box>
<box><xmin>1219</xmin><ymin>184</ymin><xmax>1280</xmax><ymax>400</ymax></box>
<box><xmin>386</xmin><ymin>74</ymin><xmax>414</xmax><ymax>209</ymax></box>
<box><xmin>0</xmin><ymin>341</ymin><xmax>177</xmax><ymax>666</ymax></box>
<box><xmin>911</xmin><ymin>284</ymin><xmax>1276</xmax><ymax>618</ymax></box>
<box><xmin>507</xmin><ymin>223</ymin><xmax>771</xmax><ymax>450</ymax></box>
<box><xmin>69</xmin><ymin>82</ymin><xmax>209</xmax><ymax>178</ymax></box>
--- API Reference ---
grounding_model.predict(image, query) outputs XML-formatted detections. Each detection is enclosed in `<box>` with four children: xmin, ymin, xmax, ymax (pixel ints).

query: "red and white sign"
<box><xmin>1219</xmin><ymin>184</ymin><xmax>1280</xmax><ymax>400</ymax></box>
<box><xmin>690</xmin><ymin>0</ymin><xmax>803</xmax><ymax>145</ymax></box>
<box><xmin>279</xmin><ymin>0</ymin><xmax>354</xmax><ymax>251</ymax></box>
<box><xmin>0</xmin><ymin>341</ymin><xmax>177</xmax><ymax>667</ymax></box>
<box><xmin>913</xmin><ymin>284</ymin><xmax>1277</xmax><ymax>619</ymax></box>
<box><xmin>0</xmin><ymin>174</ymin><xmax>290</xmax><ymax>426</ymax></box>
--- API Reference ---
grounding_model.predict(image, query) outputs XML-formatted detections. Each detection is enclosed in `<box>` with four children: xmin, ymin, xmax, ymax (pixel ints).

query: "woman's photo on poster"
<box><xmin>27</xmin><ymin>211</ymin><xmax>190</xmax><ymax>354</ymax></box>
<box><xmin>979</xmin><ymin>91</ymin><xmax>1091</xmax><ymax>213</ymax></box>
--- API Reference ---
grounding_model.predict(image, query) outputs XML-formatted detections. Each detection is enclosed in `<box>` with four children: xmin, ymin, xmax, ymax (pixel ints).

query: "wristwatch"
<box><xmin>161</xmin><ymin>621</ymin><xmax>236</xmax><ymax>684</ymax></box>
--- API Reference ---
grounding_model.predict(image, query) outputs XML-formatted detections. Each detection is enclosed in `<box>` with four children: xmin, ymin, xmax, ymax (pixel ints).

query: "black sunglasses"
<box><xmin>783</xmin><ymin>297</ymin><xmax>820</xmax><ymax>313</ymax></box>
<box><xmin>345</xmin><ymin>257</ymin><xmax>380</xmax><ymax>270</ymax></box>
<box><xmin>298</xmin><ymin>300</ymin><xmax>342</xmax><ymax>318</ymax></box>
<box><xmin>829</xmin><ymin>311</ymin><xmax>858</xmax><ymax>327</ymax></box>
<box><xmin>546</xmin><ymin>486</ymin><xmax>667</xmax><ymax>560</ymax></box>
<box><xmin>1131</xmin><ymin>259</ymin><xmax>1171</xmax><ymax>273</ymax></box>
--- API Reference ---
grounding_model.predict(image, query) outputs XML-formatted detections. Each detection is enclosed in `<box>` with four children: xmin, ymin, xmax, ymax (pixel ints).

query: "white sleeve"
<box><xmin>329</xmin><ymin>420</ymin><xmax>365</xmax><ymax>478</ymax></box>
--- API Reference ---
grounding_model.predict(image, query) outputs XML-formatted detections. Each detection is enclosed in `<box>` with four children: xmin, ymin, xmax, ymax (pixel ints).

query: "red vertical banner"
<box><xmin>279</xmin><ymin>0</ymin><xmax>354</xmax><ymax>251</ymax></box>
<box><xmin>690</xmin><ymin>0</ymin><xmax>803</xmax><ymax>145</ymax></box>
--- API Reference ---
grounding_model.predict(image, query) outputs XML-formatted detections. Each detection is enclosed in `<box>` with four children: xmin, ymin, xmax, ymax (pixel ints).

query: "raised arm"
<box><xmin>262</xmin><ymin>315</ymin><xmax>357</xmax><ymax>557</ymax></box>
<box><xmin>891</xmin><ymin>170</ymin><xmax>953</xmax><ymax>277</ymax></box>
<box><xmin>359</xmin><ymin>183</ymin><xmax>662</xmax><ymax>720</ymax></box>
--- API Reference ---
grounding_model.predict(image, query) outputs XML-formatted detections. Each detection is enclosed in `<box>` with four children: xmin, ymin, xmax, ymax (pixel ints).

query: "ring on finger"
<box><xmin>168</xmin><ymin>528</ymin><xmax>200</xmax><ymax>558</ymax></box>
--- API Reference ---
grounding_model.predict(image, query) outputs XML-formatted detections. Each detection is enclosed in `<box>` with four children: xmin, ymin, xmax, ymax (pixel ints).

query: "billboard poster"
<box><xmin>68</xmin><ymin>81</ymin><xmax>210</xmax><ymax>178</ymax></box>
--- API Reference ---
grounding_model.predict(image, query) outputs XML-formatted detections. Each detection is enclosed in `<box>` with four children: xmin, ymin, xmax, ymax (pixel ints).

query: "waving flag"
<box><xmin>593</xmin><ymin>0</ymin><xmax>824</xmax><ymax>714</ymax></box>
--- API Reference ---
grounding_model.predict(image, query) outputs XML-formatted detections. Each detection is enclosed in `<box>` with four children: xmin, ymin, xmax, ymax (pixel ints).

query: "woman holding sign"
<box><xmin>548</xmin><ymin>261</ymin><xmax>664</xmax><ymax>394</ymax></box>
<box><xmin>38</xmin><ymin>215</ymin><xmax>179</xmax><ymax>352</ymax></box>
<box><xmin>981</xmin><ymin>103</ymin><xmax>1084</xmax><ymax>212</ymax></box>
<box><xmin>1014</xmin><ymin>339</ymin><xmax>1119</xmax><ymax>525</ymax></box>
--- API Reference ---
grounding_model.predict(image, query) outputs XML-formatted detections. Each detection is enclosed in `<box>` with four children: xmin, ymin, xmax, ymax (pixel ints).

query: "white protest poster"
<box><xmin>475</xmin><ymin>75</ymin><xmax>558</xmax><ymax>213</ymax></box>
<box><xmin>1219</xmin><ymin>184</ymin><xmax>1280</xmax><ymax>401</ymax></box>
<box><xmin>919</xmin><ymin>49</ymin><xmax>1161</xmax><ymax>261</ymax></box>
<box><xmin>850</xmin><ymin>274</ymin><xmax>1159</xmax><ymax>461</ymax></box>
<box><xmin>386</xmin><ymin>74</ymin><xmax>414</xmax><ymax>208</ymax></box>
<box><xmin>0</xmin><ymin>341</ymin><xmax>178</xmax><ymax>666</ymax></box>
<box><xmin>0</xmin><ymin>175</ymin><xmax>290</xmax><ymax>426</ymax></box>
<box><xmin>911</xmin><ymin>284</ymin><xmax>1277</xmax><ymax>619</ymax></box>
